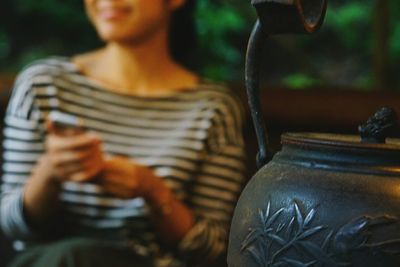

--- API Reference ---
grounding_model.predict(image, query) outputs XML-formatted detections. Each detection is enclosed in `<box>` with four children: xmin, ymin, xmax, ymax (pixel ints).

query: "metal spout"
<box><xmin>252</xmin><ymin>0</ymin><xmax>327</xmax><ymax>34</ymax></box>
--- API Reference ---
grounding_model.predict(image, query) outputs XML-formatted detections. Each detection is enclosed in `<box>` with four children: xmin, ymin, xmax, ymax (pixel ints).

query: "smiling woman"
<box><xmin>0</xmin><ymin>1</ymin><xmax>246</xmax><ymax>267</ymax></box>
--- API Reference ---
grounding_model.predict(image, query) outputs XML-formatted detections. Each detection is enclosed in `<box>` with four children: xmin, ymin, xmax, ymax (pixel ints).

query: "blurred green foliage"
<box><xmin>273</xmin><ymin>0</ymin><xmax>400</xmax><ymax>90</ymax></box>
<box><xmin>389</xmin><ymin>0</ymin><xmax>400</xmax><ymax>61</ymax></box>
<box><xmin>282</xmin><ymin>74</ymin><xmax>321</xmax><ymax>90</ymax></box>
<box><xmin>326</xmin><ymin>2</ymin><xmax>372</xmax><ymax>50</ymax></box>
<box><xmin>0</xmin><ymin>0</ymin><xmax>97</xmax><ymax>71</ymax></box>
<box><xmin>195</xmin><ymin>0</ymin><xmax>254</xmax><ymax>80</ymax></box>
<box><xmin>0</xmin><ymin>0</ymin><xmax>400</xmax><ymax>89</ymax></box>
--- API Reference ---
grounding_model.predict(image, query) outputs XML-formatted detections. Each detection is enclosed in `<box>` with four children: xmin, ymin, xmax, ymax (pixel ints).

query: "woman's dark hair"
<box><xmin>169</xmin><ymin>0</ymin><xmax>197</xmax><ymax>69</ymax></box>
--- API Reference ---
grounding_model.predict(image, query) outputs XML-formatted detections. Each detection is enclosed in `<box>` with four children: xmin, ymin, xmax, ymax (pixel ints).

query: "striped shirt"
<box><xmin>0</xmin><ymin>57</ymin><xmax>246</xmax><ymax>265</ymax></box>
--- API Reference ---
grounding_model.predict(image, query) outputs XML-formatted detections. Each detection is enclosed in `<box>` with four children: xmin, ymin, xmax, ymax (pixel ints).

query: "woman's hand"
<box><xmin>43</xmin><ymin>120</ymin><xmax>104</xmax><ymax>182</ymax></box>
<box><xmin>44</xmin><ymin>132</ymin><xmax>104</xmax><ymax>182</ymax></box>
<box><xmin>100</xmin><ymin>156</ymin><xmax>195</xmax><ymax>244</ymax></box>
<box><xmin>23</xmin><ymin>121</ymin><xmax>104</xmax><ymax>227</ymax></box>
<box><xmin>99</xmin><ymin>157</ymin><xmax>155</xmax><ymax>199</ymax></box>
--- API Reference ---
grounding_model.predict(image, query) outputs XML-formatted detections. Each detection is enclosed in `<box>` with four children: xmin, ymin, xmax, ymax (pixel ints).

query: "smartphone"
<box><xmin>48</xmin><ymin>111</ymin><xmax>85</xmax><ymax>134</ymax></box>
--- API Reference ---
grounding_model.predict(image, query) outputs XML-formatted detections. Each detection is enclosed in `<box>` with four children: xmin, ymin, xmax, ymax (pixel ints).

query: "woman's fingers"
<box><xmin>50</xmin><ymin>149</ymin><xmax>89</xmax><ymax>167</ymax></box>
<box><xmin>101</xmin><ymin>177</ymin><xmax>137</xmax><ymax>199</ymax></box>
<box><xmin>52</xmin><ymin>141</ymin><xmax>103</xmax><ymax>165</ymax></box>
<box><xmin>44</xmin><ymin>132</ymin><xmax>104</xmax><ymax>181</ymax></box>
<box><xmin>69</xmin><ymin>167</ymin><xmax>101</xmax><ymax>182</ymax></box>
<box><xmin>68</xmin><ymin>151</ymin><xmax>105</xmax><ymax>182</ymax></box>
<box><xmin>57</xmin><ymin>162</ymin><xmax>86</xmax><ymax>179</ymax></box>
<box><xmin>100</xmin><ymin>163</ymin><xmax>144</xmax><ymax>198</ymax></box>
<box><xmin>102</xmin><ymin>171</ymin><xmax>139</xmax><ymax>188</ymax></box>
<box><xmin>46</xmin><ymin>133</ymin><xmax>101</xmax><ymax>152</ymax></box>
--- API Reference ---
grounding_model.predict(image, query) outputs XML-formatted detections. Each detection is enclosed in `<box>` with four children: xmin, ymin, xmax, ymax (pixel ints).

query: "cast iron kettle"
<box><xmin>227</xmin><ymin>1</ymin><xmax>400</xmax><ymax>267</ymax></box>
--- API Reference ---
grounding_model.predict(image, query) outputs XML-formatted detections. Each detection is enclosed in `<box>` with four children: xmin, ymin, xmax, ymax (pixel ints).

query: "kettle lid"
<box><xmin>282</xmin><ymin>107</ymin><xmax>400</xmax><ymax>152</ymax></box>
<box><xmin>282</xmin><ymin>132</ymin><xmax>400</xmax><ymax>152</ymax></box>
<box><xmin>277</xmin><ymin>131</ymin><xmax>400</xmax><ymax>176</ymax></box>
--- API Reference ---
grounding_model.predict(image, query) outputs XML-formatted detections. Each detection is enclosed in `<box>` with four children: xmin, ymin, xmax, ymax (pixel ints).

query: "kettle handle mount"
<box><xmin>246</xmin><ymin>0</ymin><xmax>328</xmax><ymax>168</ymax></box>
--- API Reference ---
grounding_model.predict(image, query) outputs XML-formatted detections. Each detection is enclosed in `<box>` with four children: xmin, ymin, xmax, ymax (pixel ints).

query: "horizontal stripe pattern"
<box><xmin>0</xmin><ymin>57</ymin><xmax>246</xmax><ymax>264</ymax></box>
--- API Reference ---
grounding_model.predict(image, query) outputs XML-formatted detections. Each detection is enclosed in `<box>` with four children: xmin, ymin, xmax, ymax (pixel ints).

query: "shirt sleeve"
<box><xmin>0</xmin><ymin>67</ymin><xmax>45</xmax><ymax>240</ymax></box>
<box><xmin>178</xmin><ymin>90</ymin><xmax>246</xmax><ymax>265</ymax></box>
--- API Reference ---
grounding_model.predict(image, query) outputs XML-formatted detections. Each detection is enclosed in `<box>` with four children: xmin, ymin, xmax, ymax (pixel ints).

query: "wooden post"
<box><xmin>373</xmin><ymin>0</ymin><xmax>390</xmax><ymax>90</ymax></box>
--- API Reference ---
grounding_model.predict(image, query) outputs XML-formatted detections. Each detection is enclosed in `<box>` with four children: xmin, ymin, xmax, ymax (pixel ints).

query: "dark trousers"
<box><xmin>8</xmin><ymin>238</ymin><xmax>153</xmax><ymax>267</ymax></box>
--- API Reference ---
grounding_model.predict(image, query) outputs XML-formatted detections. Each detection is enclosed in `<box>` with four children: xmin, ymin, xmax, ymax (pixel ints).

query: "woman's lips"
<box><xmin>98</xmin><ymin>8</ymin><xmax>130</xmax><ymax>21</ymax></box>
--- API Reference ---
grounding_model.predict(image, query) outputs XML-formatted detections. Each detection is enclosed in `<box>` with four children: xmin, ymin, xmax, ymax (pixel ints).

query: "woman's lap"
<box><xmin>8</xmin><ymin>238</ymin><xmax>153</xmax><ymax>267</ymax></box>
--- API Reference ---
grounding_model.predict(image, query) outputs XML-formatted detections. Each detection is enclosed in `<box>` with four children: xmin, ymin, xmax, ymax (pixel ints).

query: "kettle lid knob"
<box><xmin>359</xmin><ymin>107</ymin><xmax>400</xmax><ymax>144</ymax></box>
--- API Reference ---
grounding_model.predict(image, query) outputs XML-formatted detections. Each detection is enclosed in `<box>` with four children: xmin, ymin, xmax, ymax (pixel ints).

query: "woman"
<box><xmin>0</xmin><ymin>0</ymin><xmax>246</xmax><ymax>266</ymax></box>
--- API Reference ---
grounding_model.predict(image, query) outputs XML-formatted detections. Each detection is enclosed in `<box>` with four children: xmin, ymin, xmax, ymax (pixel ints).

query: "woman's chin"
<box><xmin>98</xmin><ymin>30</ymin><xmax>154</xmax><ymax>46</ymax></box>
<box><xmin>98</xmin><ymin>31</ymin><xmax>133</xmax><ymax>43</ymax></box>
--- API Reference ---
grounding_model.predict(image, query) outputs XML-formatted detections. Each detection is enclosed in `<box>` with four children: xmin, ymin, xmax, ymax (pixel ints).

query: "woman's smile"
<box><xmin>85</xmin><ymin>0</ymin><xmax>177</xmax><ymax>42</ymax></box>
<box><xmin>97</xmin><ymin>5</ymin><xmax>132</xmax><ymax>21</ymax></box>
